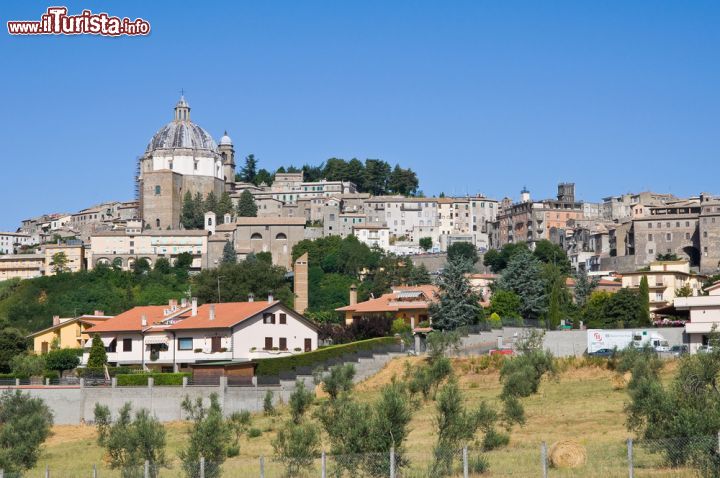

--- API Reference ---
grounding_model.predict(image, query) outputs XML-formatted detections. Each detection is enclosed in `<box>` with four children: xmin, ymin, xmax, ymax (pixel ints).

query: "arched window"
<box><xmin>207</xmin><ymin>217</ymin><xmax>213</xmax><ymax>226</ymax></box>
<box><xmin>275</xmin><ymin>233</ymin><xmax>287</xmax><ymax>240</ymax></box>
<box><xmin>250</xmin><ymin>233</ymin><xmax>263</xmax><ymax>240</ymax></box>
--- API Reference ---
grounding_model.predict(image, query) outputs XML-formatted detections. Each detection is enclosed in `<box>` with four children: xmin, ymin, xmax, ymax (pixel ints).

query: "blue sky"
<box><xmin>1</xmin><ymin>1</ymin><xmax>719</xmax><ymax>230</ymax></box>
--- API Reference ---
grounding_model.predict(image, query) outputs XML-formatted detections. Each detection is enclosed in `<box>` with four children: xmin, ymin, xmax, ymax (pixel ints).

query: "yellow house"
<box><xmin>28</xmin><ymin>312</ymin><xmax>112</xmax><ymax>354</ymax></box>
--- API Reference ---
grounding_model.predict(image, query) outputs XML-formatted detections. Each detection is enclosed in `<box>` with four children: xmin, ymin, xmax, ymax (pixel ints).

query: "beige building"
<box><xmin>0</xmin><ymin>232</ymin><xmax>32</xmax><ymax>254</ymax></box>
<box><xmin>44</xmin><ymin>244</ymin><xmax>85</xmax><ymax>275</ymax></box>
<box><xmin>621</xmin><ymin>261</ymin><xmax>707</xmax><ymax>313</ymax></box>
<box><xmin>89</xmin><ymin>230</ymin><xmax>208</xmax><ymax>271</ymax></box>
<box><xmin>0</xmin><ymin>254</ymin><xmax>44</xmax><ymax>281</ymax></box>
<box><xmin>675</xmin><ymin>281</ymin><xmax>720</xmax><ymax>353</ymax></box>
<box><xmin>28</xmin><ymin>312</ymin><xmax>112</xmax><ymax>354</ymax></box>
<box><xmin>208</xmin><ymin>216</ymin><xmax>306</xmax><ymax>270</ymax></box>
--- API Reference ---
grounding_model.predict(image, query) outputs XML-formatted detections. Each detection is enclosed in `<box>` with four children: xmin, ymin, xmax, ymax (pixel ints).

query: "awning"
<box><xmin>84</xmin><ymin>337</ymin><xmax>115</xmax><ymax>348</ymax></box>
<box><xmin>144</xmin><ymin>335</ymin><xmax>169</xmax><ymax>345</ymax></box>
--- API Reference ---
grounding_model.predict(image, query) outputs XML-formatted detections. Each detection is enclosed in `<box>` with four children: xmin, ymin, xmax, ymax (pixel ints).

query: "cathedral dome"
<box><xmin>146</xmin><ymin>96</ymin><xmax>218</xmax><ymax>153</ymax></box>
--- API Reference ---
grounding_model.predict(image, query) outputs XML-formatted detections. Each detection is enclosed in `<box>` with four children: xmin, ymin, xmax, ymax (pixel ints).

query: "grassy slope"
<box><xmin>33</xmin><ymin>357</ymin><xmax>691</xmax><ymax>478</ymax></box>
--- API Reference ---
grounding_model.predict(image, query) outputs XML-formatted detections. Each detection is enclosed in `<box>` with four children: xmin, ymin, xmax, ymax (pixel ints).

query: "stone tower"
<box><xmin>294</xmin><ymin>252</ymin><xmax>309</xmax><ymax>315</ymax></box>
<box><xmin>218</xmin><ymin>131</ymin><xmax>235</xmax><ymax>192</ymax></box>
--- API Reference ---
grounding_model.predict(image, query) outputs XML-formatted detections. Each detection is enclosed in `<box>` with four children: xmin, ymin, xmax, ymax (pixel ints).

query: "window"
<box><xmin>155</xmin><ymin>185</ymin><xmax>161</xmax><ymax>195</ymax></box>
<box><xmin>648</xmin><ymin>234</ymin><xmax>653</xmax><ymax>241</ymax></box>
<box><xmin>704</xmin><ymin>231</ymin><xmax>708</xmax><ymax>238</ymax></box>
<box><xmin>686</xmin><ymin>233</ymin><xmax>690</xmax><ymax>240</ymax></box>
<box><xmin>275</xmin><ymin>233</ymin><xmax>287</xmax><ymax>240</ymax></box>
<box><xmin>250</xmin><ymin>233</ymin><xmax>263</xmax><ymax>240</ymax></box>
<box><xmin>649</xmin><ymin>249</ymin><xmax>654</xmax><ymax>254</ymax></box>
<box><xmin>123</xmin><ymin>338</ymin><xmax>132</xmax><ymax>352</ymax></box>
<box><xmin>178</xmin><ymin>338</ymin><xmax>193</xmax><ymax>350</ymax></box>
<box><xmin>279</xmin><ymin>338</ymin><xmax>287</xmax><ymax>350</ymax></box>
<box><xmin>279</xmin><ymin>313</ymin><xmax>287</xmax><ymax>324</ymax></box>
<box><xmin>263</xmin><ymin>313</ymin><xmax>275</xmax><ymax>324</ymax></box>
<box><xmin>686</xmin><ymin>222</ymin><xmax>690</xmax><ymax>227</ymax></box>
<box><xmin>666</xmin><ymin>233</ymin><xmax>671</xmax><ymax>241</ymax></box>
<box><xmin>648</xmin><ymin>223</ymin><xmax>652</xmax><ymax>229</ymax></box>
<box><xmin>264</xmin><ymin>337</ymin><xmax>273</xmax><ymax>350</ymax></box>
<box><xmin>304</xmin><ymin>338</ymin><xmax>312</xmax><ymax>352</ymax></box>
<box><xmin>156</xmin><ymin>218</ymin><xmax>160</xmax><ymax>228</ymax></box>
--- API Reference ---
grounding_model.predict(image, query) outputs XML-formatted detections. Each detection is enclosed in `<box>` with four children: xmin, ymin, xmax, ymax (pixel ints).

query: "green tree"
<box><xmin>496</xmin><ymin>249</ymin><xmax>547</xmax><ymax>321</ymax></box>
<box><xmin>447</xmin><ymin>242</ymin><xmax>478</xmax><ymax>264</ymax></box>
<box><xmin>254</xmin><ymin>168</ymin><xmax>274</xmax><ymax>186</ymax></box>
<box><xmin>675</xmin><ymin>285</ymin><xmax>693</xmax><ymax>298</ymax></box>
<box><xmin>87</xmin><ymin>333</ymin><xmax>108</xmax><ymax>368</ymax></box>
<box><xmin>204</xmin><ymin>192</ymin><xmax>218</xmax><ymax>219</ymax></box>
<box><xmin>179</xmin><ymin>393</ymin><xmax>232</xmax><ymax>478</ymax></box>
<box><xmin>44</xmin><ymin>348</ymin><xmax>80</xmax><ymax>375</ymax></box>
<box><xmin>216</xmin><ymin>192</ymin><xmax>234</xmax><ymax>223</ymax></box>
<box><xmin>345</xmin><ymin>158</ymin><xmax>366</xmax><ymax>186</ymax></box>
<box><xmin>543</xmin><ymin>264</ymin><xmax>573</xmax><ymax>329</ymax></box>
<box><xmin>0</xmin><ymin>390</ymin><xmax>53</xmax><ymax>474</ymax></box>
<box><xmin>94</xmin><ymin>403</ymin><xmax>168</xmax><ymax>478</ymax></box>
<box><xmin>272</xmin><ymin>421</ymin><xmax>321</xmax><ymax>478</ymax></box>
<box><xmin>193</xmin><ymin>261</ymin><xmax>293</xmax><ymax>305</ymax></box>
<box><xmin>419</xmin><ymin>237</ymin><xmax>433</xmax><ymax>251</ymax></box>
<box><xmin>656</xmin><ymin>252</ymin><xmax>680</xmax><ymax>261</ymax></box>
<box><xmin>363</xmin><ymin>159</ymin><xmax>391</xmax><ymax>195</ymax></box>
<box><xmin>639</xmin><ymin>275</ymin><xmax>651</xmax><ymax>324</ymax></box>
<box><xmin>50</xmin><ymin>252</ymin><xmax>69</xmax><ymax>274</ymax></box>
<box><xmin>319</xmin><ymin>363</ymin><xmax>356</xmax><ymax>400</ymax></box>
<box><xmin>606</xmin><ymin>288</ymin><xmax>645</xmax><ymax>327</ymax></box>
<box><xmin>221</xmin><ymin>241</ymin><xmax>237</xmax><ymax>265</ymax></box>
<box><xmin>132</xmin><ymin>258</ymin><xmax>151</xmax><ymax>275</ymax></box>
<box><xmin>175</xmin><ymin>252</ymin><xmax>193</xmax><ymax>270</ymax></box>
<box><xmin>0</xmin><ymin>324</ymin><xmax>29</xmax><ymax>373</ymax></box>
<box><xmin>387</xmin><ymin>164</ymin><xmax>419</xmax><ymax>196</ymax></box>
<box><xmin>573</xmin><ymin>269</ymin><xmax>599</xmax><ymax>308</ymax></box>
<box><xmin>10</xmin><ymin>353</ymin><xmax>45</xmax><ymax>377</ymax></box>
<box><xmin>483</xmin><ymin>242</ymin><xmax>529</xmax><ymax>273</ymax></box>
<box><xmin>488</xmin><ymin>290</ymin><xmax>521</xmax><ymax>323</ymax></box>
<box><xmin>289</xmin><ymin>380</ymin><xmax>315</xmax><ymax>424</ymax></box>
<box><xmin>180</xmin><ymin>191</ymin><xmax>196</xmax><ymax>229</ymax></box>
<box><xmin>240</xmin><ymin>154</ymin><xmax>258</xmax><ymax>183</ymax></box>
<box><xmin>430</xmin><ymin>257</ymin><xmax>482</xmax><ymax>330</ymax></box>
<box><xmin>263</xmin><ymin>390</ymin><xmax>275</xmax><ymax>416</ymax></box>
<box><xmin>532</xmin><ymin>240</ymin><xmax>571</xmax><ymax>274</ymax></box>
<box><xmin>154</xmin><ymin>257</ymin><xmax>171</xmax><ymax>274</ymax></box>
<box><xmin>192</xmin><ymin>192</ymin><xmax>205</xmax><ymax>228</ymax></box>
<box><xmin>236</xmin><ymin>190</ymin><xmax>258</xmax><ymax>217</ymax></box>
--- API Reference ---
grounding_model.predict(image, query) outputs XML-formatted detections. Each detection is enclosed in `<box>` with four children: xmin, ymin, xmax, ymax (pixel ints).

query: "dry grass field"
<box><xmin>29</xmin><ymin>357</ymin><xmax>693</xmax><ymax>477</ymax></box>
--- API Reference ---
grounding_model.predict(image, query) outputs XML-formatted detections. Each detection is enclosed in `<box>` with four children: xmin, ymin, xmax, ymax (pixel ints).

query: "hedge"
<box><xmin>254</xmin><ymin>337</ymin><xmax>399</xmax><ymax>377</ymax></box>
<box><xmin>77</xmin><ymin>366</ymin><xmax>141</xmax><ymax>378</ymax></box>
<box><xmin>116</xmin><ymin>372</ymin><xmax>190</xmax><ymax>386</ymax></box>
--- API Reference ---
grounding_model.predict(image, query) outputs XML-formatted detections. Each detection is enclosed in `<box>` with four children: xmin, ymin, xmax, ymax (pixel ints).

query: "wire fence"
<box><xmin>21</xmin><ymin>435</ymin><xmax>720</xmax><ymax>477</ymax></box>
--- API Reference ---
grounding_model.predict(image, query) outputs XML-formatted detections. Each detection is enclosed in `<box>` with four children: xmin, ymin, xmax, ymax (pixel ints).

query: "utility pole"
<box><xmin>217</xmin><ymin>275</ymin><xmax>222</xmax><ymax>303</ymax></box>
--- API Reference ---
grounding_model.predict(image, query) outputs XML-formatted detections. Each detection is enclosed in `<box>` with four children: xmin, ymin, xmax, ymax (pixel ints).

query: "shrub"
<box><xmin>289</xmin><ymin>380</ymin><xmax>315</xmax><ymax>423</ymax></box>
<box><xmin>320</xmin><ymin>364</ymin><xmax>355</xmax><ymax>400</ymax></box>
<box><xmin>45</xmin><ymin>348</ymin><xmax>80</xmax><ymax>374</ymax></box>
<box><xmin>272</xmin><ymin>421</ymin><xmax>321</xmax><ymax>478</ymax></box>
<box><xmin>391</xmin><ymin>318</ymin><xmax>411</xmax><ymax>335</ymax></box>
<box><xmin>179</xmin><ymin>393</ymin><xmax>232</xmax><ymax>478</ymax></box>
<box><xmin>87</xmin><ymin>334</ymin><xmax>108</xmax><ymax>368</ymax></box>
<box><xmin>0</xmin><ymin>390</ymin><xmax>54</xmax><ymax>474</ymax></box>
<box><xmin>116</xmin><ymin>373</ymin><xmax>189</xmax><ymax>387</ymax></box>
<box><xmin>482</xmin><ymin>428</ymin><xmax>510</xmax><ymax>451</ymax></box>
<box><xmin>10</xmin><ymin>354</ymin><xmax>46</xmax><ymax>378</ymax></box>
<box><xmin>254</xmin><ymin>337</ymin><xmax>398</xmax><ymax>377</ymax></box>
<box><xmin>226</xmin><ymin>444</ymin><xmax>240</xmax><ymax>457</ymax></box>
<box><xmin>77</xmin><ymin>366</ymin><xmax>140</xmax><ymax>378</ymax></box>
<box><xmin>488</xmin><ymin>312</ymin><xmax>502</xmax><ymax>329</ymax></box>
<box><xmin>263</xmin><ymin>390</ymin><xmax>275</xmax><ymax>416</ymax></box>
<box><xmin>468</xmin><ymin>455</ymin><xmax>490</xmax><ymax>474</ymax></box>
<box><xmin>247</xmin><ymin>427</ymin><xmax>262</xmax><ymax>438</ymax></box>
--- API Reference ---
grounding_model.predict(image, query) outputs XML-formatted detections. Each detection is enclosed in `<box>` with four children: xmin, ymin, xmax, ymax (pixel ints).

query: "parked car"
<box><xmin>669</xmin><ymin>345</ymin><xmax>688</xmax><ymax>357</ymax></box>
<box><xmin>698</xmin><ymin>345</ymin><xmax>714</xmax><ymax>354</ymax></box>
<box><xmin>587</xmin><ymin>348</ymin><xmax>615</xmax><ymax>357</ymax></box>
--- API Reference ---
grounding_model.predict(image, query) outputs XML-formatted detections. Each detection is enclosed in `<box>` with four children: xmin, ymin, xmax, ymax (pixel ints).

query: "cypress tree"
<box><xmin>87</xmin><ymin>334</ymin><xmax>108</xmax><ymax>368</ymax></box>
<box><xmin>180</xmin><ymin>191</ymin><xmax>195</xmax><ymax>229</ymax></box>
<box><xmin>192</xmin><ymin>192</ymin><xmax>204</xmax><ymax>228</ymax></box>
<box><xmin>216</xmin><ymin>192</ymin><xmax>234</xmax><ymax>223</ymax></box>
<box><xmin>639</xmin><ymin>275</ymin><xmax>651</xmax><ymax>324</ymax></box>
<box><xmin>222</xmin><ymin>241</ymin><xmax>237</xmax><ymax>265</ymax></box>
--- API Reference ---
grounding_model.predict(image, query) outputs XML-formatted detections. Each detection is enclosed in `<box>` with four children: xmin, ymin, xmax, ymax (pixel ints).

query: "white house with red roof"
<box><xmin>83</xmin><ymin>297</ymin><xmax>318</xmax><ymax>371</ymax></box>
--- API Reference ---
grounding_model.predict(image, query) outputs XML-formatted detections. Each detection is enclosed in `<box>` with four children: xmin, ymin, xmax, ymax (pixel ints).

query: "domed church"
<box><xmin>138</xmin><ymin>96</ymin><xmax>235</xmax><ymax>229</ymax></box>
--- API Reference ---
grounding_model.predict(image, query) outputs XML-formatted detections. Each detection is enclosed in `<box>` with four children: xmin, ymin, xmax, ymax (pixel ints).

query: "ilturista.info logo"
<box><xmin>7</xmin><ymin>6</ymin><xmax>150</xmax><ymax>36</ymax></box>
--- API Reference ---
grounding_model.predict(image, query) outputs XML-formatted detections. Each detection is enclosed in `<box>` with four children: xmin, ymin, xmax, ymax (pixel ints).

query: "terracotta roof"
<box><xmin>565</xmin><ymin>278</ymin><xmax>621</xmax><ymax>287</ymax></box>
<box><xmin>705</xmin><ymin>281</ymin><xmax>720</xmax><ymax>293</ymax></box>
<box><xmin>337</xmin><ymin>285</ymin><xmax>439</xmax><ymax>313</ymax></box>
<box><xmin>235</xmin><ymin>217</ymin><xmax>306</xmax><ymax>226</ymax></box>
<box><xmin>27</xmin><ymin>315</ymin><xmax>112</xmax><ymax>338</ymax></box>
<box><xmin>168</xmin><ymin>301</ymin><xmax>276</xmax><ymax>330</ymax></box>
<box><xmin>467</xmin><ymin>273</ymin><xmax>498</xmax><ymax>280</ymax></box>
<box><xmin>89</xmin><ymin>306</ymin><xmax>190</xmax><ymax>333</ymax></box>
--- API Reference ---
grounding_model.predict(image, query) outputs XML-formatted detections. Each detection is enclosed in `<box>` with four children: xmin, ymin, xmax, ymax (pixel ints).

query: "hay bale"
<box><xmin>611</xmin><ymin>372</ymin><xmax>632</xmax><ymax>390</ymax></box>
<box><xmin>549</xmin><ymin>441</ymin><xmax>587</xmax><ymax>469</ymax></box>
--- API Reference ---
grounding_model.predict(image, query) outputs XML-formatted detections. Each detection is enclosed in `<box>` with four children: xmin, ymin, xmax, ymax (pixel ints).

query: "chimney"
<box><xmin>52</xmin><ymin>315</ymin><xmax>60</xmax><ymax>326</ymax></box>
<box><xmin>191</xmin><ymin>298</ymin><xmax>198</xmax><ymax>317</ymax></box>
<box><xmin>248</xmin><ymin>293</ymin><xmax>254</xmax><ymax>303</ymax></box>
<box><xmin>267</xmin><ymin>292</ymin><xmax>274</xmax><ymax>303</ymax></box>
<box><xmin>180</xmin><ymin>298</ymin><xmax>188</xmax><ymax>308</ymax></box>
<box><xmin>349</xmin><ymin>284</ymin><xmax>358</xmax><ymax>306</ymax></box>
<box><xmin>209</xmin><ymin>304</ymin><xmax>215</xmax><ymax>321</ymax></box>
<box><xmin>94</xmin><ymin>310</ymin><xmax>104</xmax><ymax>317</ymax></box>
<box><xmin>141</xmin><ymin>314</ymin><xmax>147</xmax><ymax>327</ymax></box>
<box><xmin>169</xmin><ymin>299</ymin><xmax>178</xmax><ymax>309</ymax></box>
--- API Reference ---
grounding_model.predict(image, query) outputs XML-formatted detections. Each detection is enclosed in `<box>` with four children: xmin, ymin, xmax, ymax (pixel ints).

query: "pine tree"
<box><xmin>222</xmin><ymin>241</ymin><xmax>237</xmax><ymax>265</ymax></box>
<box><xmin>573</xmin><ymin>268</ymin><xmax>599</xmax><ymax>308</ymax></box>
<box><xmin>237</xmin><ymin>190</ymin><xmax>258</xmax><ymax>217</ymax></box>
<box><xmin>429</xmin><ymin>257</ymin><xmax>482</xmax><ymax>330</ymax></box>
<box><xmin>240</xmin><ymin>154</ymin><xmax>257</xmax><ymax>183</ymax></box>
<box><xmin>639</xmin><ymin>275</ymin><xmax>651</xmax><ymax>324</ymax></box>
<box><xmin>87</xmin><ymin>334</ymin><xmax>108</xmax><ymax>368</ymax></box>
<box><xmin>216</xmin><ymin>192</ymin><xmax>234</xmax><ymax>223</ymax></box>
<box><xmin>496</xmin><ymin>249</ymin><xmax>548</xmax><ymax>321</ymax></box>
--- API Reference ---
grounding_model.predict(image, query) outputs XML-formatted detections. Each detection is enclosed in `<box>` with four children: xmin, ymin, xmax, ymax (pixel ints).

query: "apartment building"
<box><xmin>353</xmin><ymin>224</ymin><xmax>390</xmax><ymax>250</ymax></box>
<box><xmin>621</xmin><ymin>261</ymin><xmax>706</xmax><ymax>312</ymax></box>
<box><xmin>0</xmin><ymin>232</ymin><xmax>32</xmax><ymax>254</ymax></box>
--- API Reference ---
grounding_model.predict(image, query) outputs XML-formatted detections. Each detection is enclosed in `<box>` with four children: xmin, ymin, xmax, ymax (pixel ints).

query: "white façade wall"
<box><xmin>152</xmin><ymin>154</ymin><xmax>222</xmax><ymax>179</ymax></box>
<box><xmin>232</xmin><ymin>304</ymin><xmax>318</xmax><ymax>360</ymax></box>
